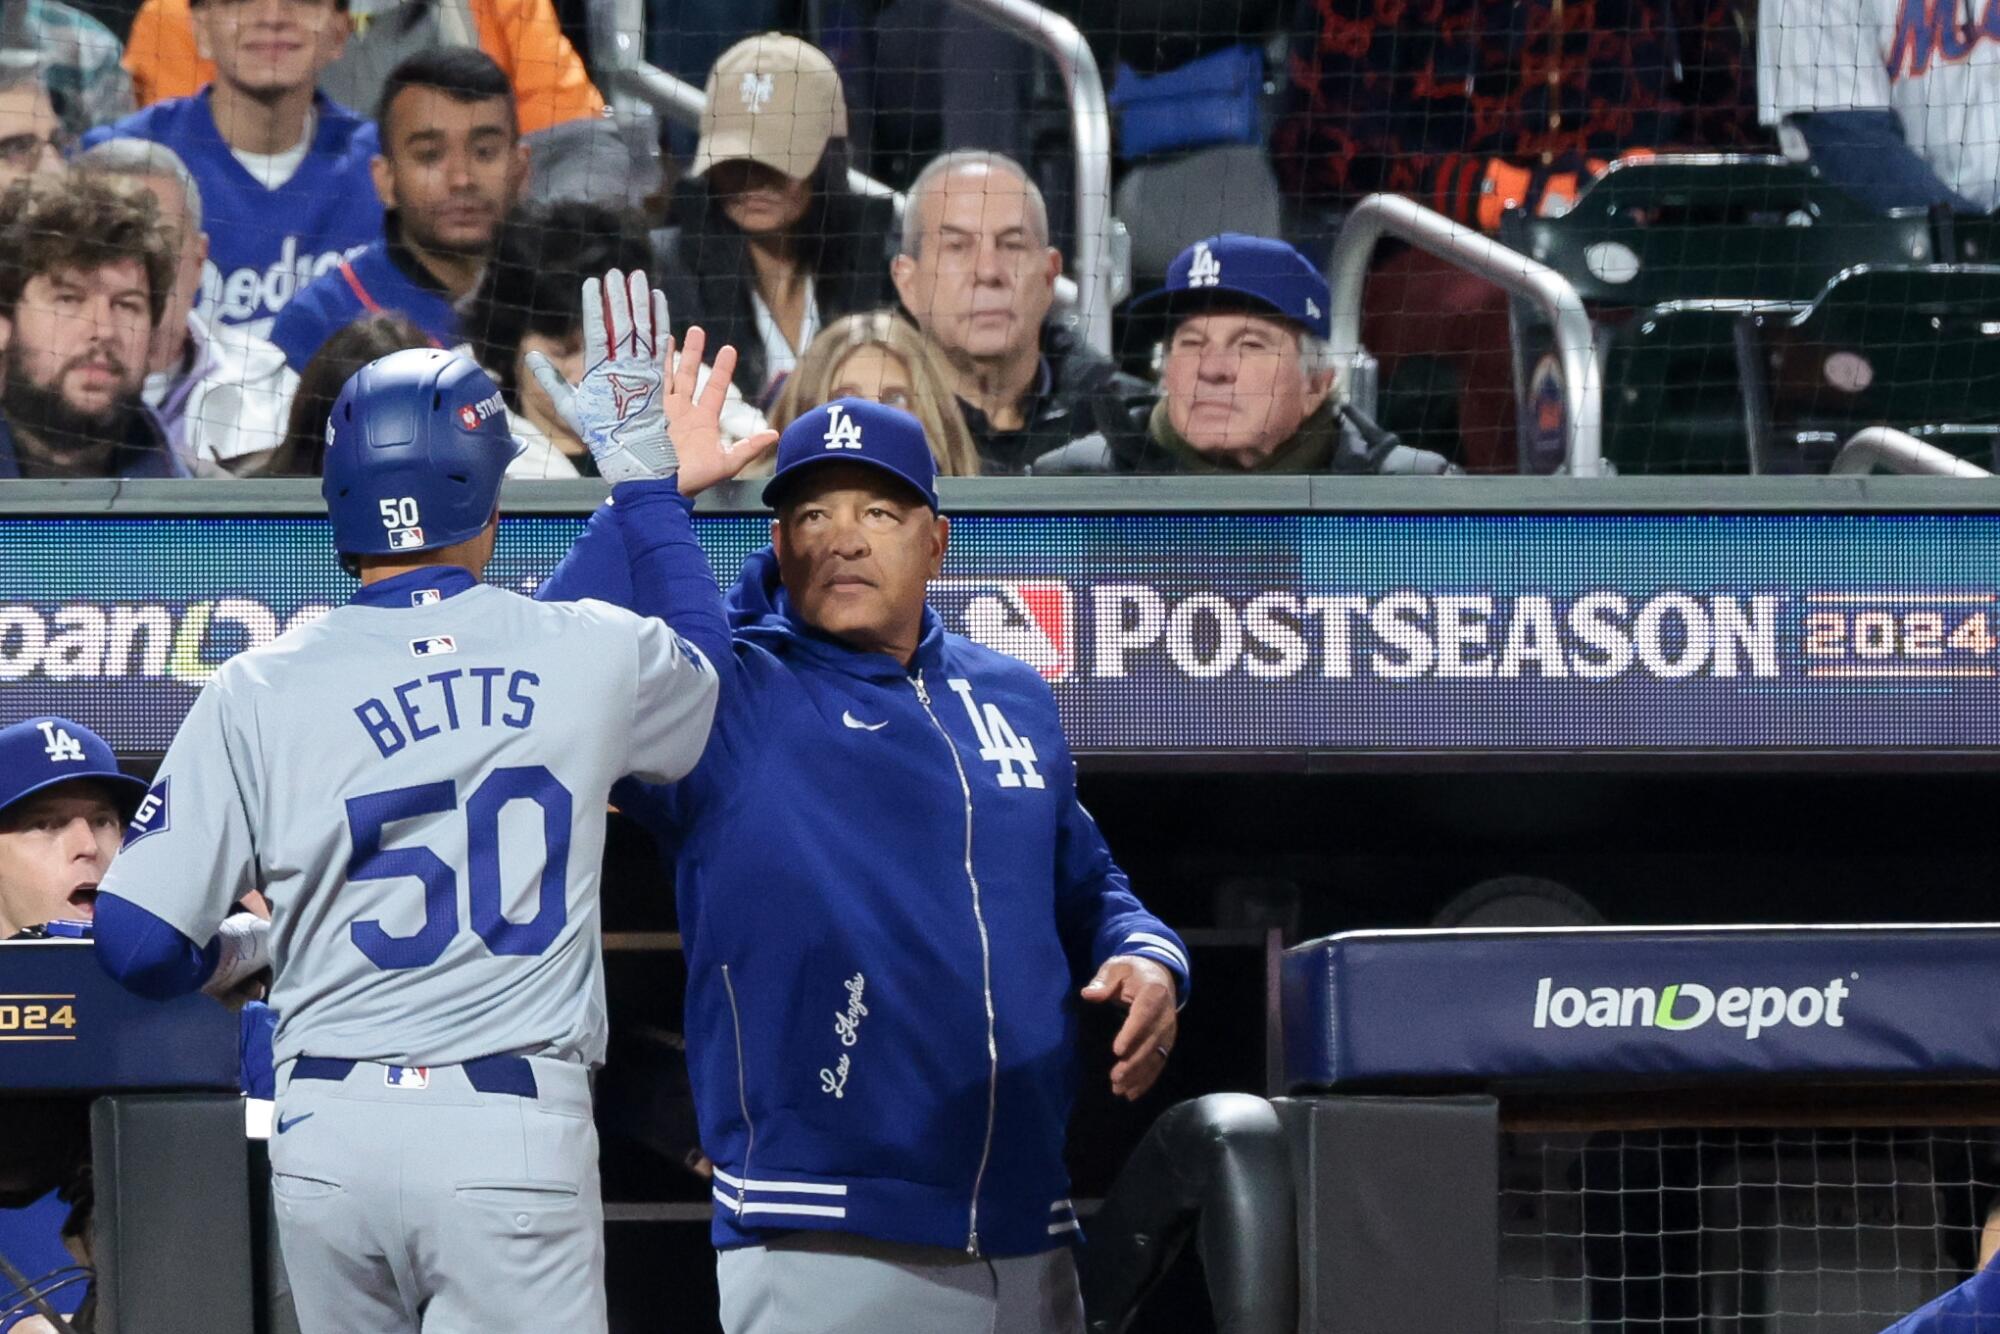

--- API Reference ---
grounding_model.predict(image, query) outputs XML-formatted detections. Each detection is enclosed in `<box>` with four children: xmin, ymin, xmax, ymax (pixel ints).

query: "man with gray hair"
<box><xmin>891</xmin><ymin>149</ymin><xmax>1144</xmax><ymax>473</ymax></box>
<box><xmin>1033</xmin><ymin>234</ymin><xmax>1453</xmax><ymax>475</ymax></box>
<box><xmin>73</xmin><ymin>138</ymin><xmax>297</xmax><ymax>476</ymax></box>
<box><xmin>0</xmin><ymin>57</ymin><xmax>60</xmax><ymax>191</ymax></box>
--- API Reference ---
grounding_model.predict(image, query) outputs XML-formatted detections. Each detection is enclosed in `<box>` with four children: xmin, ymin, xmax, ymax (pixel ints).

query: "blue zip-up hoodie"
<box><xmin>539</xmin><ymin>482</ymin><xmax>1190</xmax><ymax>1258</ymax></box>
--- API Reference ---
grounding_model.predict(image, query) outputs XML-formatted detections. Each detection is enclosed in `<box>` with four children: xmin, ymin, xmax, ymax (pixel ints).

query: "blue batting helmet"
<box><xmin>321</xmin><ymin>349</ymin><xmax>524</xmax><ymax>567</ymax></box>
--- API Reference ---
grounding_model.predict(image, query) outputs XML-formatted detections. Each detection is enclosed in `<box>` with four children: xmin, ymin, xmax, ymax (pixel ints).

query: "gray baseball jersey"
<box><xmin>99</xmin><ymin>582</ymin><xmax>717</xmax><ymax>1069</ymax></box>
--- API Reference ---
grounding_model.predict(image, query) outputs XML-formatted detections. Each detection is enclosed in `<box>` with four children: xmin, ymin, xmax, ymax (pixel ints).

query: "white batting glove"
<box><xmin>526</xmin><ymin>268</ymin><xmax>679</xmax><ymax>485</ymax></box>
<box><xmin>201</xmin><ymin>914</ymin><xmax>271</xmax><ymax>1009</ymax></box>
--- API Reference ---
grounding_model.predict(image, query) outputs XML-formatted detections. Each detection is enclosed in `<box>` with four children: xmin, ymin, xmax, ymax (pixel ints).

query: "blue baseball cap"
<box><xmin>1133</xmin><ymin>233</ymin><xmax>1332</xmax><ymax>339</ymax></box>
<box><xmin>761</xmin><ymin>397</ymin><xmax>941</xmax><ymax>511</ymax></box>
<box><xmin>0</xmin><ymin>717</ymin><xmax>146</xmax><ymax>819</ymax></box>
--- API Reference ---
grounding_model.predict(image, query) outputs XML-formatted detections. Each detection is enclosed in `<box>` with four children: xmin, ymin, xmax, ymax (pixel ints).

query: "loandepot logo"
<box><xmin>1533</xmin><ymin>975</ymin><xmax>1852</xmax><ymax>1041</ymax></box>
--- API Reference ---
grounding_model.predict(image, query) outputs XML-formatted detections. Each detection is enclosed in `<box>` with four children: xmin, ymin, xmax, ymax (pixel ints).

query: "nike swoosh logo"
<box><xmin>276</xmin><ymin>1113</ymin><xmax>314</xmax><ymax>1134</ymax></box>
<box><xmin>841</xmin><ymin>711</ymin><xmax>888</xmax><ymax>732</ymax></box>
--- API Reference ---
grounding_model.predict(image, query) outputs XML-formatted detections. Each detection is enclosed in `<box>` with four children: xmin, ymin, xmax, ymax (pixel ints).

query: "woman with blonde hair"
<box><xmin>769</xmin><ymin>310</ymin><xmax>985</xmax><ymax>476</ymax></box>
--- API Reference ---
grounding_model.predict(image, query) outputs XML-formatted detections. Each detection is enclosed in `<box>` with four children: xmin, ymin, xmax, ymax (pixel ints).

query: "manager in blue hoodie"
<box><xmin>533</xmin><ymin>271</ymin><xmax>1188</xmax><ymax>1334</ymax></box>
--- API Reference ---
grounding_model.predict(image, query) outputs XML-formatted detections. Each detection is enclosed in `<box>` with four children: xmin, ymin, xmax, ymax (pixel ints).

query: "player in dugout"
<box><xmin>88</xmin><ymin>322</ymin><xmax>773</xmax><ymax>1332</ymax></box>
<box><xmin>533</xmin><ymin>268</ymin><xmax>1189</xmax><ymax>1333</ymax></box>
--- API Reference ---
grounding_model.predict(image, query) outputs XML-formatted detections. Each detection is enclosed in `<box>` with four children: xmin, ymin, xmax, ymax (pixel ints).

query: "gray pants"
<box><xmin>269</xmin><ymin>1056</ymin><xmax>604</xmax><ymax>1334</ymax></box>
<box><xmin>718</xmin><ymin>1232</ymin><xmax>1085</xmax><ymax>1334</ymax></box>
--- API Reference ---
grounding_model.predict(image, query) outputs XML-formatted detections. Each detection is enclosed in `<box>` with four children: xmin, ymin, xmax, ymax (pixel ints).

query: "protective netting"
<box><xmin>0</xmin><ymin>0</ymin><xmax>1990</xmax><ymax>481</ymax></box>
<box><xmin>1502</xmin><ymin>1126</ymin><xmax>2000</xmax><ymax>1332</ymax></box>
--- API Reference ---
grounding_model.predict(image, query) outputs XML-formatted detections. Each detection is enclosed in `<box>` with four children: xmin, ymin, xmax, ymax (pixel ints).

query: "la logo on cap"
<box><xmin>822</xmin><ymin>403</ymin><xmax>864</xmax><ymax>451</ymax></box>
<box><xmin>1188</xmin><ymin>242</ymin><xmax>1222</xmax><ymax>288</ymax></box>
<box><xmin>37</xmin><ymin>722</ymin><xmax>83</xmax><ymax>763</ymax></box>
<box><xmin>740</xmin><ymin>71</ymin><xmax>774</xmax><ymax>111</ymax></box>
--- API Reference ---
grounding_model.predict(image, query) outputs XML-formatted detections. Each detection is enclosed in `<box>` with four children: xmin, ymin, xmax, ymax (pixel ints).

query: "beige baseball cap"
<box><xmin>691</xmin><ymin>34</ymin><xmax>849</xmax><ymax>181</ymax></box>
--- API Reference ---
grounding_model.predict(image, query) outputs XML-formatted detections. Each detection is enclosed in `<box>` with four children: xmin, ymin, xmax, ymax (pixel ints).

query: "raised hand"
<box><xmin>662</xmin><ymin>324</ymin><xmax>779</xmax><ymax>497</ymax></box>
<box><xmin>525</xmin><ymin>269</ymin><xmax>776</xmax><ymax>494</ymax></box>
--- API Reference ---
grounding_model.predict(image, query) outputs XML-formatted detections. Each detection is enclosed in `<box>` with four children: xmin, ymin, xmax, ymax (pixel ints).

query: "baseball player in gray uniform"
<box><xmin>94</xmin><ymin>281</ymin><xmax>773</xmax><ymax>1333</ymax></box>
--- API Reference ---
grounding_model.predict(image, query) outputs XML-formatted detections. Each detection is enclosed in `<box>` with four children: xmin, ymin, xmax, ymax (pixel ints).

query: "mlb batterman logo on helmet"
<box><xmin>320</xmin><ymin>350</ymin><xmax>525</xmax><ymax>574</ymax></box>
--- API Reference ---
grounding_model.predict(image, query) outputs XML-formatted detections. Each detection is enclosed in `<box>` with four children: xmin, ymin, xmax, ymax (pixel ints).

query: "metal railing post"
<box><xmin>1328</xmin><ymin>194</ymin><xmax>1606</xmax><ymax>476</ymax></box>
<box><xmin>943</xmin><ymin>0</ymin><xmax>1114</xmax><ymax>358</ymax></box>
<box><xmin>1830</xmin><ymin>427</ymin><xmax>1992</xmax><ymax>477</ymax></box>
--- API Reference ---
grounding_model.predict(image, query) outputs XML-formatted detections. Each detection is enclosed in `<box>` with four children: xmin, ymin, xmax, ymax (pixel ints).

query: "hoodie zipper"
<box><xmin>720</xmin><ymin>963</ymin><xmax>755</xmax><ymax>1213</ymax></box>
<box><xmin>911</xmin><ymin>669</ymin><xmax>999</xmax><ymax>1256</ymax></box>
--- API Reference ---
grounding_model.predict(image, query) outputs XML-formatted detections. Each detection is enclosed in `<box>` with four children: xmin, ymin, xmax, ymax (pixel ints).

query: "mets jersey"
<box><xmin>97</xmin><ymin>571</ymin><xmax>717</xmax><ymax>1070</ymax></box>
<box><xmin>1759</xmin><ymin>0</ymin><xmax>2000</xmax><ymax>210</ymax></box>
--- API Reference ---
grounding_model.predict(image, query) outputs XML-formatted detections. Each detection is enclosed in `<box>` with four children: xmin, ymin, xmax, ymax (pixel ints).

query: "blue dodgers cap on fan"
<box><xmin>0</xmin><ymin>717</ymin><xmax>147</xmax><ymax>818</ymax></box>
<box><xmin>762</xmin><ymin>397</ymin><xmax>941</xmax><ymax>512</ymax></box>
<box><xmin>1134</xmin><ymin>233</ymin><xmax>1332</xmax><ymax>339</ymax></box>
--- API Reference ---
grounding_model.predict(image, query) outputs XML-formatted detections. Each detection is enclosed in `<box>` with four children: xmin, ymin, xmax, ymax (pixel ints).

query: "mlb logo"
<box><xmin>930</xmin><ymin>579</ymin><xmax>1075</xmax><ymax>683</ymax></box>
<box><xmin>410</xmin><ymin>636</ymin><xmax>457</xmax><ymax>658</ymax></box>
<box><xmin>388</xmin><ymin>527</ymin><xmax>426</xmax><ymax>551</ymax></box>
<box><xmin>384</xmin><ymin>1066</ymin><xmax>429</xmax><ymax>1090</ymax></box>
<box><xmin>411</xmin><ymin>588</ymin><xmax>442</xmax><ymax>607</ymax></box>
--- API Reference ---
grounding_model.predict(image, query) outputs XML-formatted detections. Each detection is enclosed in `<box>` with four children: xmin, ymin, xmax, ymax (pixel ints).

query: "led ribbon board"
<box><xmin>3</xmin><ymin>511</ymin><xmax>1997</xmax><ymax>755</ymax></box>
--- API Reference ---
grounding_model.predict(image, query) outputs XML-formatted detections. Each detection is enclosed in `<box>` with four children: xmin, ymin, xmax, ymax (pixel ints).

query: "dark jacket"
<box><xmin>959</xmin><ymin>318</ymin><xmax>1152</xmax><ymax>475</ymax></box>
<box><xmin>1029</xmin><ymin>396</ymin><xmax>1454</xmax><ymax>475</ymax></box>
<box><xmin>537</xmin><ymin>483</ymin><xmax>1190</xmax><ymax>1258</ymax></box>
<box><xmin>652</xmin><ymin>175</ymin><xmax>898</xmax><ymax>405</ymax></box>
<box><xmin>0</xmin><ymin>406</ymin><xmax>187</xmax><ymax>478</ymax></box>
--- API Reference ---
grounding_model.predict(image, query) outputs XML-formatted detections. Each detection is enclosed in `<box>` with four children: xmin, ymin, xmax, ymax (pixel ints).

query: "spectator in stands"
<box><xmin>269</xmin><ymin>48</ymin><xmax>526</xmax><ymax>372</ymax></box>
<box><xmin>0</xmin><ymin>175</ymin><xmax>180</xmax><ymax>479</ymax></box>
<box><xmin>268</xmin><ymin>313</ymin><xmax>429</xmax><ymax>476</ymax></box>
<box><xmin>1758</xmin><ymin>0</ymin><xmax>1997</xmax><ymax>213</ymax></box>
<box><xmin>768</xmin><ymin>309</ymin><xmax>983</xmax><ymax>477</ymax></box>
<box><xmin>0</xmin><ymin>60</ymin><xmax>63</xmax><ymax>190</ymax></box>
<box><xmin>273</xmin><ymin>310</ymin><xmax>574</xmax><ymax>477</ymax></box>
<box><xmin>80</xmin><ymin>0</ymin><xmax>378</xmax><ymax>340</ymax></box>
<box><xmin>0</xmin><ymin>716</ymin><xmax>145</xmax><ymax>938</ymax></box>
<box><xmin>2</xmin><ymin>0</ymin><xmax>131</xmax><ymax>139</ymax></box>
<box><xmin>654</xmin><ymin>34</ymin><xmax>896</xmax><ymax>407</ymax></box>
<box><xmin>73</xmin><ymin>139</ymin><xmax>298</xmax><ymax>477</ymax></box>
<box><xmin>122</xmin><ymin>0</ymin><xmax>603</xmax><ymax>145</ymax></box>
<box><xmin>466</xmin><ymin>199</ymin><xmax>657</xmax><ymax>475</ymax></box>
<box><xmin>1272</xmin><ymin>0</ymin><xmax>1764</xmax><ymax>470</ymax></box>
<box><xmin>1033</xmin><ymin>234</ymin><xmax>1452</xmax><ymax>475</ymax></box>
<box><xmin>893</xmin><ymin>149</ymin><xmax>1145</xmax><ymax>474</ymax></box>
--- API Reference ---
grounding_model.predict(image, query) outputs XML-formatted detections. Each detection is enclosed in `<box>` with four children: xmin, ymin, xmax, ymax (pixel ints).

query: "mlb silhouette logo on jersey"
<box><xmin>36</xmin><ymin>721</ymin><xmax>84</xmax><ymax>762</ymax></box>
<box><xmin>1188</xmin><ymin>242</ymin><xmax>1222</xmax><ymax>288</ymax></box>
<box><xmin>410</xmin><ymin>636</ymin><xmax>458</xmax><ymax>658</ymax></box>
<box><xmin>385</xmin><ymin>1066</ymin><xmax>429</xmax><ymax>1089</ymax></box>
<box><xmin>822</xmin><ymin>403</ymin><xmax>864</xmax><ymax>450</ymax></box>
<box><xmin>930</xmin><ymin>579</ymin><xmax>1076</xmax><ymax>682</ymax></box>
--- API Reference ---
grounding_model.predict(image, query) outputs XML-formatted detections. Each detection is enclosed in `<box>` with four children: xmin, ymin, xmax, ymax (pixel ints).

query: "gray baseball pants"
<box><xmin>268</xmin><ymin>1054</ymin><xmax>603</xmax><ymax>1334</ymax></box>
<box><xmin>717</xmin><ymin>1230</ymin><xmax>1085</xmax><ymax>1333</ymax></box>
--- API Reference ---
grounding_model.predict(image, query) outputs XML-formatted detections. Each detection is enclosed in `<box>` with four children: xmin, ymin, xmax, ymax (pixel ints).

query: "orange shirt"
<box><xmin>122</xmin><ymin>0</ymin><xmax>606</xmax><ymax>135</ymax></box>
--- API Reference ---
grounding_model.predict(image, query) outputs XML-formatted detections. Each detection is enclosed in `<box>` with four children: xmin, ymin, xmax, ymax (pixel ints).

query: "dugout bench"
<box><xmin>1277</xmin><ymin>925</ymin><xmax>2000</xmax><ymax>1334</ymax></box>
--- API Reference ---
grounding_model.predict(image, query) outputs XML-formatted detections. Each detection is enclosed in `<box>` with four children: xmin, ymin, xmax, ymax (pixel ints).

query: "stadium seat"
<box><xmin>1736</xmin><ymin>265</ymin><xmax>2000</xmax><ymax>472</ymax></box>
<box><xmin>1500</xmin><ymin>156</ymin><xmax>1938</xmax><ymax>473</ymax></box>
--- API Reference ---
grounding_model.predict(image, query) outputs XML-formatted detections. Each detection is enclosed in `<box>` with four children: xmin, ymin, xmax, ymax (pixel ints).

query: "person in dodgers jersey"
<box><xmin>90</xmin><ymin>304</ymin><xmax>776</xmax><ymax>1332</ymax></box>
<box><xmin>1760</xmin><ymin>0</ymin><xmax>2000</xmax><ymax>212</ymax></box>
